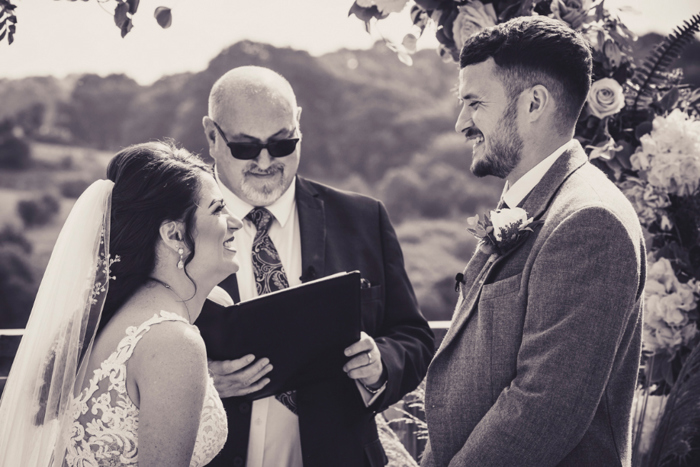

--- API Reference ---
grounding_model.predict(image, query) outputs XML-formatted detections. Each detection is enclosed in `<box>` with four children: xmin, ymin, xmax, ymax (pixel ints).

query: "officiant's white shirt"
<box><xmin>215</xmin><ymin>170</ymin><xmax>383</xmax><ymax>467</ymax></box>
<box><xmin>501</xmin><ymin>139</ymin><xmax>577</xmax><ymax>208</ymax></box>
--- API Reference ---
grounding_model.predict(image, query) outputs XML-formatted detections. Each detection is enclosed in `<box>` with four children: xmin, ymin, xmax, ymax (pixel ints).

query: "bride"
<box><xmin>0</xmin><ymin>141</ymin><xmax>242</xmax><ymax>466</ymax></box>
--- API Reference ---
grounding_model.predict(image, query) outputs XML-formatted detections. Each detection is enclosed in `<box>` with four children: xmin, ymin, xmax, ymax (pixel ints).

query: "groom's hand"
<box><xmin>208</xmin><ymin>355</ymin><xmax>272</xmax><ymax>398</ymax></box>
<box><xmin>343</xmin><ymin>332</ymin><xmax>385</xmax><ymax>388</ymax></box>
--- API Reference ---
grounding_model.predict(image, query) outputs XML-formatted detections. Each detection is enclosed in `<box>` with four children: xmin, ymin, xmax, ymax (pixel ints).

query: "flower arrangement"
<box><xmin>465</xmin><ymin>207</ymin><xmax>539</xmax><ymax>255</ymax></box>
<box><xmin>350</xmin><ymin>1</ymin><xmax>700</xmax><ymax>464</ymax></box>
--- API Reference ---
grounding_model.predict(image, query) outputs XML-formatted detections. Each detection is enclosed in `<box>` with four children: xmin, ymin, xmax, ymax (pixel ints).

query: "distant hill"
<box><xmin>0</xmin><ymin>33</ymin><xmax>697</xmax><ymax>183</ymax></box>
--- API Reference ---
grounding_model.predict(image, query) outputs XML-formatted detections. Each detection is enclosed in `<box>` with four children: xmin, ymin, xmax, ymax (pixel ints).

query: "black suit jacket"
<box><xmin>196</xmin><ymin>177</ymin><xmax>434</xmax><ymax>467</ymax></box>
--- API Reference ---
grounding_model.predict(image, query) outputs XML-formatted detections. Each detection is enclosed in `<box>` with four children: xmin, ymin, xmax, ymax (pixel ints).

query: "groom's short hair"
<box><xmin>460</xmin><ymin>16</ymin><xmax>592</xmax><ymax>131</ymax></box>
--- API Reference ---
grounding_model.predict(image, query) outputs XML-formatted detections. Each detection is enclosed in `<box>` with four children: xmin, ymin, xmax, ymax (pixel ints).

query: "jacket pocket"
<box><xmin>479</xmin><ymin>273</ymin><xmax>524</xmax><ymax>403</ymax></box>
<box><xmin>480</xmin><ymin>273</ymin><xmax>522</xmax><ymax>300</ymax></box>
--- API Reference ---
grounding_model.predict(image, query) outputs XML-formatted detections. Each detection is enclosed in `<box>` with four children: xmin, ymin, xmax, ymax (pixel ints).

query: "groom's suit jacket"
<box><xmin>422</xmin><ymin>143</ymin><xmax>646</xmax><ymax>467</ymax></box>
<box><xmin>197</xmin><ymin>176</ymin><xmax>434</xmax><ymax>467</ymax></box>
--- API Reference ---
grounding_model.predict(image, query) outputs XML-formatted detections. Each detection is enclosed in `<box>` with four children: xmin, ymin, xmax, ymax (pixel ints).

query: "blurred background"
<box><xmin>0</xmin><ymin>0</ymin><xmax>698</xmax><ymax>333</ymax></box>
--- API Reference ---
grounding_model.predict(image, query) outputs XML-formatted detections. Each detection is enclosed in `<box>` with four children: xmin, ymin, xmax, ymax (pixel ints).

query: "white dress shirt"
<box><xmin>501</xmin><ymin>139</ymin><xmax>578</xmax><ymax>208</ymax></box>
<box><xmin>215</xmin><ymin>171</ymin><xmax>383</xmax><ymax>467</ymax></box>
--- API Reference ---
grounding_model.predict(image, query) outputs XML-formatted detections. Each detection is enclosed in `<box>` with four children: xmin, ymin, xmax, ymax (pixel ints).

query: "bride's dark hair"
<box><xmin>98</xmin><ymin>141</ymin><xmax>212</xmax><ymax>334</ymax></box>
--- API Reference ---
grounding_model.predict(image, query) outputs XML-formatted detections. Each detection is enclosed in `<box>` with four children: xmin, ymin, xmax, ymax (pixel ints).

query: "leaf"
<box><xmin>114</xmin><ymin>1</ymin><xmax>128</xmax><ymax>28</ymax></box>
<box><xmin>126</xmin><ymin>0</ymin><xmax>139</xmax><ymax>15</ymax></box>
<box><xmin>154</xmin><ymin>6</ymin><xmax>172</xmax><ymax>28</ymax></box>
<box><xmin>120</xmin><ymin>17</ymin><xmax>132</xmax><ymax>38</ymax></box>
<box><xmin>402</xmin><ymin>33</ymin><xmax>417</xmax><ymax>53</ymax></box>
<box><xmin>658</xmin><ymin>87</ymin><xmax>680</xmax><ymax>113</ymax></box>
<box><xmin>348</xmin><ymin>2</ymin><xmax>380</xmax><ymax>23</ymax></box>
<box><xmin>0</xmin><ymin>28</ymin><xmax>6</xmax><ymax>43</ymax></box>
<box><xmin>648</xmin><ymin>341</ymin><xmax>700</xmax><ymax>466</ymax></box>
<box><xmin>629</xmin><ymin>13</ymin><xmax>700</xmax><ymax>112</ymax></box>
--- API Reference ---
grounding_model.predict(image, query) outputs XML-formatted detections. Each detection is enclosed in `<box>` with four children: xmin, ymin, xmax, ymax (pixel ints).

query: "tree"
<box><xmin>0</xmin><ymin>119</ymin><xmax>31</xmax><ymax>170</ymax></box>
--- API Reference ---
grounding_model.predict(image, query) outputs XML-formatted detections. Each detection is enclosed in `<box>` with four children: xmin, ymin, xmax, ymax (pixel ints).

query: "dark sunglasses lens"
<box><xmin>229</xmin><ymin>144</ymin><xmax>261</xmax><ymax>160</ymax></box>
<box><xmin>268</xmin><ymin>139</ymin><xmax>298</xmax><ymax>157</ymax></box>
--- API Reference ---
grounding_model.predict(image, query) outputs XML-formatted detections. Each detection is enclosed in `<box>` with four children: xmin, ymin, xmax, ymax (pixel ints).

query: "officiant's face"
<box><xmin>209</xmin><ymin>94</ymin><xmax>301</xmax><ymax>207</ymax></box>
<box><xmin>456</xmin><ymin>59</ymin><xmax>524</xmax><ymax>178</ymax></box>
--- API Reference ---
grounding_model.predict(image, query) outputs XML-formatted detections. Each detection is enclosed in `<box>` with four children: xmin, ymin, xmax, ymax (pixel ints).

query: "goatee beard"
<box><xmin>241</xmin><ymin>170</ymin><xmax>286</xmax><ymax>206</ymax></box>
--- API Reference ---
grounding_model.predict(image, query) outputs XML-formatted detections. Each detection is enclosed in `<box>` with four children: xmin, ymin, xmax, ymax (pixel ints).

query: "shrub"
<box><xmin>0</xmin><ymin>244</ymin><xmax>36</xmax><ymax>328</ymax></box>
<box><xmin>0</xmin><ymin>224</ymin><xmax>32</xmax><ymax>254</ymax></box>
<box><xmin>0</xmin><ymin>133</ymin><xmax>32</xmax><ymax>170</ymax></box>
<box><xmin>17</xmin><ymin>193</ymin><xmax>61</xmax><ymax>228</ymax></box>
<box><xmin>59</xmin><ymin>179</ymin><xmax>91</xmax><ymax>199</ymax></box>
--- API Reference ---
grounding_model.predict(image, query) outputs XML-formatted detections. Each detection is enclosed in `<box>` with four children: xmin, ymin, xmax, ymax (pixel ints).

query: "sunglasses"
<box><xmin>212</xmin><ymin>121</ymin><xmax>300</xmax><ymax>160</ymax></box>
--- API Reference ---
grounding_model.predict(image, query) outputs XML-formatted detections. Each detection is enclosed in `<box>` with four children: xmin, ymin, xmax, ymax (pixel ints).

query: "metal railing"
<box><xmin>0</xmin><ymin>321</ymin><xmax>452</xmax><ymax>385</ymax></box>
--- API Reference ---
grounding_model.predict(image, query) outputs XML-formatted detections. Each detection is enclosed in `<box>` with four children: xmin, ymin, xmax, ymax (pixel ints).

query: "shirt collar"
<box><xmin>214</xmin><ymin>167</ymin><xmax>297</xmax><ymax>228</ymax></box>
<box><xmin>502</xmin><ymin>139</ymin><xmax>576</xmax><ymax>209</ymax></box>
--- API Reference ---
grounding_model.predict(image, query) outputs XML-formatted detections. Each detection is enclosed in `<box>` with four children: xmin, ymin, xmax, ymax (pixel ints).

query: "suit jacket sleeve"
<box><xmin>449</xmin><ymin>207</ymin><xmax>642</xmax><ymax>466</ymax></box>
<box><xmin>371</xmin><ymin>202</ymin><xmax>435</xmax><ymax>412</ymax></box>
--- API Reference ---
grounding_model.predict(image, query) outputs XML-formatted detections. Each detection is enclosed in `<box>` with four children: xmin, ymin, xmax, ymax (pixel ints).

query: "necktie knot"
<box><xmin>246</xmin><ymin>207</ymin><xmax>274</xmax><ymax>234</ymax></box>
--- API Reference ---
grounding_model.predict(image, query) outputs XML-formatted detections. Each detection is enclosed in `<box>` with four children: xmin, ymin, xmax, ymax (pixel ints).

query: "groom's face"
<box><xmin>456</xmin><ymin>59</ymin><xmax>524</xmax><ymax>179</ymax></box>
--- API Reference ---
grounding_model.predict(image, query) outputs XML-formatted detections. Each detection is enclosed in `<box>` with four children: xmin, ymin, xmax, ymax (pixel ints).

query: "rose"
<box><xmin>587</xmin><ymin>78</ymin><xmax>625</xmax><ymax>118</ymax></box>
<box><xmin>550</xmin><ymin>0</ymin><xmax>592</xmax><ymax>30</ymax></box>
<box><xmin>452</xmin><ymin>1</ymin><xmax>498</xmax><ymax>50</ymax></box>
<box><xmin>489</xmin><ymin>207</ymin><xmax>529</xmax><ymax>242</ymax></box>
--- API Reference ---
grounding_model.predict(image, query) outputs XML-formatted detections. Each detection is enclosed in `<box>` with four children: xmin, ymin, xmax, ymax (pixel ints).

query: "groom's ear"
<box><xmin>524</xmin><ymin>85</ymin><xmax>551</xmax><ymax>123</ymax></box>
<box><xmin>159</xmin><ymin>220</ymin><xmax>186</xmax><ymax>253</ymax></box>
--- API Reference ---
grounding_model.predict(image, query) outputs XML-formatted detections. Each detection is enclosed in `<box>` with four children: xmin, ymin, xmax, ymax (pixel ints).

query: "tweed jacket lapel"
<box><xmin>436</xmin><ymin>142</ymin><xmax>589</xmax><ymax>356</ymax></box>
<box><xmin>295</xmin><ymin>177</ymin><xmax>326</xmax><ymax>282</ymax></box>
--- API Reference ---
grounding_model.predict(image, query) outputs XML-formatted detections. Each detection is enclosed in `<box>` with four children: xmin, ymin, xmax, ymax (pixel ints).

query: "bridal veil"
<box><xmin>0</xmin><ymin>180</ymin><xmax>115</xmax><ymax>466</ymax></box>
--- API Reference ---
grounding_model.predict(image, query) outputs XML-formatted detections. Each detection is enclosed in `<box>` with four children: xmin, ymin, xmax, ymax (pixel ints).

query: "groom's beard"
<box><xmin>471</xmin><ymin>99</ymin><xmax>523</xmax><ymax>179</ymax></box>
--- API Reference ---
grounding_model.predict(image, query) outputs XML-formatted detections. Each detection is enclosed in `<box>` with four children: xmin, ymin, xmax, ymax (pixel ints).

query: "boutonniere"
<box><xmin>466</xmin><ymin>207</ymin><xmax>542</xmax><ymax>256</ymax></box>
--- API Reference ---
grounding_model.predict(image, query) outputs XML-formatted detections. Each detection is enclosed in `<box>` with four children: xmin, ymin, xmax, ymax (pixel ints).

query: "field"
<box><xmin>0</xmin><ymin>142</ymin><xmax>475</xmax><ymax>324</ymax></box>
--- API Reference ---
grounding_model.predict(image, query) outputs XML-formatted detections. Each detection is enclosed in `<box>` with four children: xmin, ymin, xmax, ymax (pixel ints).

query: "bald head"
<box><xmin>208</xmin><ymin>66</ymin><xmax>298</xmax><ymax>122</ymax></box>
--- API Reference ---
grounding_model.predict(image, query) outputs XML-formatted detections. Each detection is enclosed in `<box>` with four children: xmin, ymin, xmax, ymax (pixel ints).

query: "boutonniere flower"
<box><xmin>466</xmin><ymin>207</ymin><xmax>542</xmax><ymax>255</ymax></box>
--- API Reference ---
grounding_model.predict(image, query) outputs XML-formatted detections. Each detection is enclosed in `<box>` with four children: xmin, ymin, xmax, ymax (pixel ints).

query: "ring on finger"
<box><xmin>366</xmin><ymin>351</ymin><xmax>373</xmax><ymax>365</ymax></box>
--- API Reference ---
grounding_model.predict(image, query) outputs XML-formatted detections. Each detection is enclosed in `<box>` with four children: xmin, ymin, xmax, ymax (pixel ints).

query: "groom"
<box><xmin>422</xmin><ymin>17</ymin><xmax>646</xmax><ymax>467</ymax></box>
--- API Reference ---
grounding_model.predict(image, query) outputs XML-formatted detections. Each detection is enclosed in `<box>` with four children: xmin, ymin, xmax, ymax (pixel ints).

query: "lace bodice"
<box><xmin>64</xmin><ymin>311</ymin><xmax>227</xmax><ymax>467</ymax></box>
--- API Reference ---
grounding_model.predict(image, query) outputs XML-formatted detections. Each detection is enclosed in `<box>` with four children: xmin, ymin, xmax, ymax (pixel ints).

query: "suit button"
<box><xmin>233</xmin><ymin>457</ymin><xmax>244</xmax><ymax>467</ymax></box>
<box><xmin>239</xmin><ymin>402</ymin><xmax>250</xmax><ymax>413</ymax></box>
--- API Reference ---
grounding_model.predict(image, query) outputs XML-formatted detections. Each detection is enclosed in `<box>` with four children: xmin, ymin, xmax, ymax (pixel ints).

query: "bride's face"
<box><xmin>187</xmin><ymin>173</ymin><xmax>242</xmax><ymax>281</ymax></box>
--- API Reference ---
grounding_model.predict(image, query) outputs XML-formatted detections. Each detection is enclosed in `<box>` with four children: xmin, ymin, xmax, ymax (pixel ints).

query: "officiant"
<box><xmin>194</xmin><ymin>66</ymin><xmax>434</xmax><ymax>467</ymax></box>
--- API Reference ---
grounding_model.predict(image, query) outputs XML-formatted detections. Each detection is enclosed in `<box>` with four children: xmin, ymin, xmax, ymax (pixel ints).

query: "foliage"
<box><xmin>0</xmin><ymin>0</ymin><xmax>16</xmax><ymax>45</ymax></box>
<box><xmin>629</xmin><ymin>14</ymin><xmax>700</xmax><ymax>112</ymax></box>
<box><xmin>648</xmin><ymin>342</ymin><xmax>700</xmax><ymax>466</ymax></box>
<box><xmin>0</xmin><ymin>225</ymin><xmax>35</xmax><ymax>328</ymax></box>
<box><xmin>350</xmin><ymin>1</ymin><xmax>700</xmax><ymax>463</ymax></box>
<box><xmin>0</xmin><ymin>120</ymin><xmax>31</xmax><ymax>170</ymax></box>
<box><xmin>16</xmin><ymin>193</ymin><xmax>60</xmax><ymax>229</ymax></box>
<box><xmin>65</xmin><ymin>74</ymin><xmax>141</xmax><ymax>150</ymax></box>
<box><xmin>0</xmin><ymin>1</ymin><xmax>172</xmax><ymax>44</ymax></box>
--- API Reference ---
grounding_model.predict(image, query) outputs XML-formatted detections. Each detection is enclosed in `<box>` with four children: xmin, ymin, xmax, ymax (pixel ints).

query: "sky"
<box><xmin>1</xmin><ymin>0</ymin><xmax>698</xmax><ymax>84</ymax></box>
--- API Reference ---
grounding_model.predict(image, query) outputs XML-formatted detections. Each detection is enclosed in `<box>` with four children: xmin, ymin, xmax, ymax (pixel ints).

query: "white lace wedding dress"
<box><xmin>63</xmin><ymin>311</ymin><xmax>228</xmax><ymax>467</ymax></box>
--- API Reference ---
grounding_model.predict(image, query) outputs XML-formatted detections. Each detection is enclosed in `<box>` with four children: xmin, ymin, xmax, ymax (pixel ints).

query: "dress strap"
<box><xmin>113</xmin><ymin>311</ymin><xmax>190</xmax><ymax>364</ymax></box>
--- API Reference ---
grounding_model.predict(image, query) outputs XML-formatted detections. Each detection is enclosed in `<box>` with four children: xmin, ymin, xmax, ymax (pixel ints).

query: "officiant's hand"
<box><xmin>343</xmin><ymin>332</ymin><xmax>385</xmax><ymax>387</ymax></box>
<box><xmin>208</xmin><ymin>355</ymin><xmax>272</xmax><ymax>398</ymax></box>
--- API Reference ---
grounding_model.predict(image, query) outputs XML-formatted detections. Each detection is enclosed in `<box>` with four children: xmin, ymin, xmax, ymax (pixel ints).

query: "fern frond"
<box><xmin>0</xmin><ymin>0</ymin><xmax>17</xmax><ymax>45</ymax></box>
<box><xmin>647</xmin><ymin>341</ymin><xmax>700</xmax><ymax>466</ymax></box>
<box><xmin>628</xmin><ymin>13</ymin><xmax>700</xmax><ymax>112</ymax></box>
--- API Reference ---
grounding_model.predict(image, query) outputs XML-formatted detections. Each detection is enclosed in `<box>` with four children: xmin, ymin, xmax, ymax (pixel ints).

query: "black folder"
<box><xmin>197</xmin><ymin>271</ymin><xmax>361</xmax><ymax>401</ymax></box>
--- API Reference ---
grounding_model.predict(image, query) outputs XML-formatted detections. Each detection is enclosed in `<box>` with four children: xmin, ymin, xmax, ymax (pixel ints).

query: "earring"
<box><xmin>177</xmin><ymin>248</ymin><xmax>184</xmax><ymax>270</ymax></box>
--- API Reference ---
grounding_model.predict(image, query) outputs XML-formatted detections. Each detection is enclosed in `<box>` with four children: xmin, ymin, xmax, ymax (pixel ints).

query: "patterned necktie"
<box><xmin>245</xmin><ymin>207</ymin><xmax>297</xmax><ymax>415</ymax></box>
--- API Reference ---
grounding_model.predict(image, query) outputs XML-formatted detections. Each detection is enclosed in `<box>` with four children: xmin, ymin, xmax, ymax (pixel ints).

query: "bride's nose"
<box><xmin>225</xmin><ymin>209</ymin><xmax>243</xmax><ymax>231</ymax></box>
